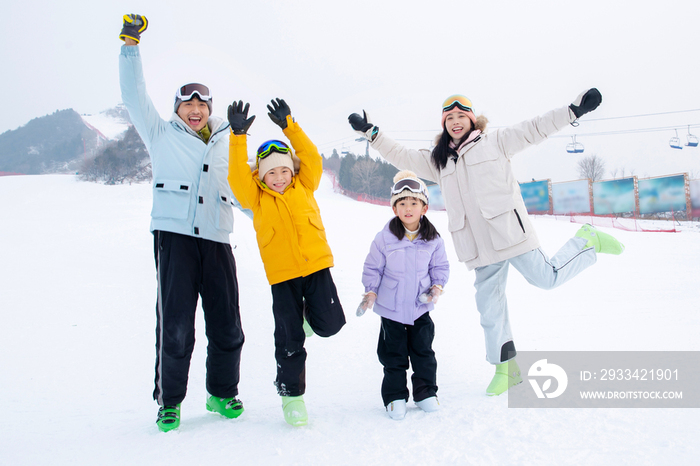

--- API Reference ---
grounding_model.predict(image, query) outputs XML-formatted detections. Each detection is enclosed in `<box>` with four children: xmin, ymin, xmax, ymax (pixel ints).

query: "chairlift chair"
<box><xmin>669</xmin><ymin>129</ymin><xmax>683</xmax><ymax>150</ymax></box>
<box><xmin>685</xmin><ymin>126</ymin><xmax>698</xmax><ymax>147</ymax></box>
<box><xmin>566</xmin><ymin>135</ymin><xmax>584</xmax><ymax>154</ymax></box>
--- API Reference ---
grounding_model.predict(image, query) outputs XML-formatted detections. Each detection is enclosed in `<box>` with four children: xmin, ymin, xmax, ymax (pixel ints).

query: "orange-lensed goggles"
<box><xmin>442</xmin><ymin>95</ymin><xmax>473</xmax><ymax>113</ymax></box>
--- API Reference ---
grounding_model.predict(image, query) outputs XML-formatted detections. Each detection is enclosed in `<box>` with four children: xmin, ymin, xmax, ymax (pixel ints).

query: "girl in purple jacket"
<box><xmin>359</xmin><ymin>170</ymin><xmax>450</xmax><ymax>420</ymax></box>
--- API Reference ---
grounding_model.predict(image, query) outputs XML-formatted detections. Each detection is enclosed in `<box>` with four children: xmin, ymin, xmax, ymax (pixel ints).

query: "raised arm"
<box><xmin>495</xmin><ymin>88</ymin><xmax>602</xmax><ymax>158</ymax></box>
<box><xmin>118</xmin><ymin>14</ymin><xmax>166</xmax><ymax>148</ymax></box>
<box><xmin>227</xmin><ymin>101</ymin><xmax>260</xmax><ymax>210</ymax></box>
<box><xmin>268</xmin><ymin>99</ymin><xmax>322</xmax><ymax>190</ymax></box>
<box><xmin>348</xmin><ymin>111</ymin><xmax>438</xmax><ymax>182</ymax></box>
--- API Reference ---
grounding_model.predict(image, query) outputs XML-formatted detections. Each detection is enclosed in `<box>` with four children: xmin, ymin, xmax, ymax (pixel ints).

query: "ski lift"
<box><xmin>669</xmin><ymin>129</ymin><xmax>683</xmax><ymax>150</ymax></box>
<box><xmin>566</xmin><ymin>135</ymin><xmax>584</xmax><ymax>154</ymax></box>
<box><xmin>685</xmin><ymin>126</ymin><xmax>698</xmax><ymax>147</ymax></box>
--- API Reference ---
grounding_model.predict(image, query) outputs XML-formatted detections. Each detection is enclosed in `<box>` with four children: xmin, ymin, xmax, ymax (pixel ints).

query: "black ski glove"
<box><xmin>267</xmin><ymin>98</ymin><xmax>291</xmax><ymax>129</ymax></box>
<box><xmin>570</xmin><ymin>88</ymin><xmax>602</xmax><ymax>119</ymax></box>
<box><xmin>349</xmin><ymin>111</ymin><xmax>378</xmax><ymax>141</ymax></box>
<box><xmin>227</xmin><ymin>101</ymin><xmax>256</xmax><ymax>135</ymax></box>
<box><xmin>348</xmin><ymin>111</ymin><xmax>373</xmax><ymax>132</ymax></box>
<box><xmin>119</xmin><ymin>14</ymin><xmax>148</xmax><ymax>43</ymax></box>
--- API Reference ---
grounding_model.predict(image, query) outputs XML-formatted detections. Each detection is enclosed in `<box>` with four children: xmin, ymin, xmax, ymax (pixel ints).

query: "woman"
<box><xmin>348</xmin><ymin>89</ymin><xmax>624</xmax><ymax>396</ymax></box>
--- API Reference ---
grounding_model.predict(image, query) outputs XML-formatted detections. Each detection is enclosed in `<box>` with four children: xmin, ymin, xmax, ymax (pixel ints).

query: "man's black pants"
<box><xmin>153</xmin><ymin>231</ymin><xmax>244</xmax><ymax>406</ymax></box>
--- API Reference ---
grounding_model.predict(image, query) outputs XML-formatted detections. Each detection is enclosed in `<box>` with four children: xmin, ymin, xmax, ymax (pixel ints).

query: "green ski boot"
<box><xmin>206</xmin><ymin>396</ymin><xmax>244</xmax><ymax>419</ymax></box>
<box><xmin>156</xmin><ymin>404</ymin><xmax>181</xmax><ymax>432</ymax></box>
<box><xmin>486</xmin><ymin>360</ymin><xmax>523</xmax><ymax>396</ymax></box>
<box><xmin>282</xmin><ymin>396</ymin><xmax>308</xmax><ymax>426</ymax></box>
<box><xmin>575</xmin><ymin>224</ymin><xmax>625</xmax><ymax>255</ymax></box>
<box><xmin>303</xmin><ymin>317</ymin><xmax>314</xmax><ymax>338</ymax></box>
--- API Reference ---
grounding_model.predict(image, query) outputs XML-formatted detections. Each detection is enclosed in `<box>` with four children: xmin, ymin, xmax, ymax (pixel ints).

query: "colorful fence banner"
<box><xmin>552</xmin><ymin>180</ymin><xmax>590</xmax><ymax>214</ymax></box>
<box><xmin>519</xmin><ymin>180</ymin><xmax>550</xmax><ymax>213</ymax></box>
<box><xmin>592</xmin><ymin>178</ymin><xmax>636</xmax><ymax>215</ymax></box>
<box><xmin>638</xmin><ymin>175</ymin><xmax>687</xmax><ymax>214</ymax></box>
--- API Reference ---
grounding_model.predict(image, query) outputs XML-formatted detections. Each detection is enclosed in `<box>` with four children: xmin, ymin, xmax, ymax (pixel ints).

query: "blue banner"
<box><xmin>638</xmin><ymin>175</ymin><xmax>686</xmax><ymax>214</ymax></box>
<box><xmin>519</xmin><ymin>180</ymin><xmax>550</xmax><ymax>213</ymax></box>
<box><xmin>592</xmin><ymin>178</ymin><xmax>636</xmax><ymax>215</ymax></box>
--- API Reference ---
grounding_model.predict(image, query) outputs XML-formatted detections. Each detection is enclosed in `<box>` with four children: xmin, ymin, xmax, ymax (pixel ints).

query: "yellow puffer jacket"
<box><xmin>228</xmin><ymin>117</ymin><xmax>334</xmax><ymax>285</ymax></box>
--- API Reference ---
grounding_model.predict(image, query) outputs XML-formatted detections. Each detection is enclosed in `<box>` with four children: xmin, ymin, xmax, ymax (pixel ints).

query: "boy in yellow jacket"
<box><xmin>227</xmin><ymin>99</ymin><xmax>346</xmax><ymax>426</ymax></box>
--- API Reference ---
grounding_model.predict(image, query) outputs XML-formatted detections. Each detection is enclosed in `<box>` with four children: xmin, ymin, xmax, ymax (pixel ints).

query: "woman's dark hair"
<box><xmin>431</xmin><ymin>126</ymin><xmax>473</xmax><ymax>171</ymax></box>
<box><xmin>389</xmin><ymin>203</ymin><xmax>440</xmax><ymax>242</ymax></box>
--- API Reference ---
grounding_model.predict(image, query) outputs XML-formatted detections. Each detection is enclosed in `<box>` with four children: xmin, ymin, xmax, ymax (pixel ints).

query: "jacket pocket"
<box><xmin>463</xmin><ymin>148</ymin><xmax>499</xmax><ymax>165</ymax></box>
<box><xmin>308</xmin><ymin>213</ymin><xmax>325</xmax><ymax>231</ymax></box>
<box><xmin>482</xmin><ymin>207</ymin><xmax>527</xmax><ymax>251</ymax></box>
<box><xmin>216</xmin><ymin>190</ymin><xmax>234</xmax><ymax>232</ymax></box>
<box><xmin>151</xmin><ymin>179</ymin><xmax>192</xmax><ymax>220</ymax></box>
<box><xmin>376</xmin><ymin>276</ymin><xmax>399</xmax><ymax>311</ymax></box>
<box><xmin>463</xmin><ymin>148</ymin><xmax>514</xmax><ymax>201</ymax></box>
<box><xmin>415</xmin><ymin>276</ymin><xmax>432</xmax><ymax>306</ymax></box>
<box><xmin>258</xmin><ymin>226</ymin><xmax>275</xmax><ymax>249</ymax></box>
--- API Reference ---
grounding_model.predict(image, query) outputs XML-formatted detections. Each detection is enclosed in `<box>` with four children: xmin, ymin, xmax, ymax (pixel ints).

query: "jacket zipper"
<box><xmin>514</xmin><ymin>209</ymin><xmax>525</xmax><ymax>233</ymax></box>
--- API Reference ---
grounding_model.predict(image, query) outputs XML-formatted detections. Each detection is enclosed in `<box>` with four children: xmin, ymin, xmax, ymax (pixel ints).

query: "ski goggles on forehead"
<box><xmin>256</xmin><ymin>140</ymin><xmax>290</xmax><ymax>160</ymax></box>
<box><xmin>390</xmin><ymin>178</ymin><xmax>426</xmax><ymax>196</ymax></box>
<box><xmin>442</xmin><ymin>95</ymin><xmax>473</xmax><ymax>113</ymax></box>
<box><xmin>176</xmin><ymin>83</ymin><xmax>212</xmax><ymax>101</ymax></box>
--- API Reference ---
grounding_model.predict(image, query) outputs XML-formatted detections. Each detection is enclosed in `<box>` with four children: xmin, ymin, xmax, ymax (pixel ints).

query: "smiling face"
<box><xmin>392</xmin><ymin>196</ymin><xmax>428</xmax><ymax>231</ymax></box>
<box><xmin>444</xmin><ymin>110</ymin><xmax>474</xmax><ymax>143</ymax></box>
<box><xmin>262</xmin><ymin>166</ymin><xmax>293</xmax><ymax>193</ymax></box>
<box><xmin>176</xmin><ymin>96</ymin><xmax>210</xmax><ymax>132</ymax></box>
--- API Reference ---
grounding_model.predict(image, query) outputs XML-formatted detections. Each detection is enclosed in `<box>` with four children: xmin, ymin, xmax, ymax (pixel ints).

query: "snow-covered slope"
<box><xmin>81</xmin><ymin>105</ymin><xmax>131</xmax><ymax>140</ymax></box>
<box><xmin>0</xmin><ymin>174</ymin><xmax>698</xmax><ymax>465</ymax></box>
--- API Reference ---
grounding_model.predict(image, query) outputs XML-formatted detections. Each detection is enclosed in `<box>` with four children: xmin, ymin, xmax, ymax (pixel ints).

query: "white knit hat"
<box><xmin>390</xmin><ymin>170</ymin><xmax>429</xmax><ymax>207</ymax></box>
<box><xmin>258</xmin><ymin>151</ymin><xmax>295</xmax><ymax>180</ymax></box>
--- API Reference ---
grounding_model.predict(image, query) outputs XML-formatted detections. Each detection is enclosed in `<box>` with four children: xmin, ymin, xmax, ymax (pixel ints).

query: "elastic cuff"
<box><xmin>119</xmin><ymin>34</ymin><xmax>140</xmax><ymax>43</ymax></box>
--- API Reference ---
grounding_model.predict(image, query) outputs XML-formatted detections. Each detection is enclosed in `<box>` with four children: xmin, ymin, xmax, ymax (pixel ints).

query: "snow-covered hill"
<box><xmin>1</xmin><ymin>174</ymin><xmax>698</xmax><ymax>465</ymax></box>
<box><xmin>81</xmin><ymin>104</ymin><xmax>131</xmax><ymax>141</ymax></box>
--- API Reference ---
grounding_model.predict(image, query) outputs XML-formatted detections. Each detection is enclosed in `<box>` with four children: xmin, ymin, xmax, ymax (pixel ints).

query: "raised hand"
<box><xmin>267</xmin><ymin>98</ymin><xmax>291</xmax><ymax>129</ymax></box>
<box><xmin>227</xmin><ymin>101</ymin><xmax>256</xmax><ymax>135</ymax></box>
<box><xmin>570</xmin><ymin>88</ymin><xmax>602</xmax><ymax>119</ymax></box>
<box><xmin>348</xmin><ymin>110</ymin><xmax>373</xmax><ymax>132</ymax></box>
<box><xmin>119</xmin><ymin>14</ymin><xmax>148</xmax><ymax>43</ymax></box>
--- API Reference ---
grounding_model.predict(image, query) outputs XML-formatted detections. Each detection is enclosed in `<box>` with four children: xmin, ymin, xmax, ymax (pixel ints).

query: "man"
<box><xmin>119</xmin><ymin>14</ymin><xmax>247</xmax><ymax>432</ymax></box>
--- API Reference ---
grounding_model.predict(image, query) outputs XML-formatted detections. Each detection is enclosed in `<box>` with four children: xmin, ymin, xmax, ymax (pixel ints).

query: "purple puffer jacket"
<box><xmin>362</xmin><ymin>220</ymin><xmax>450</xmax><ymax>325</ymax></box>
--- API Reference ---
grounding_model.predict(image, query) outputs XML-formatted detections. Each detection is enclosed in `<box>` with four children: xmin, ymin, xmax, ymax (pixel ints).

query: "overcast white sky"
<box><xmin>4</xmin><ymin>0</ymin><xmax>700</xmax><ymax>181</ymax></box>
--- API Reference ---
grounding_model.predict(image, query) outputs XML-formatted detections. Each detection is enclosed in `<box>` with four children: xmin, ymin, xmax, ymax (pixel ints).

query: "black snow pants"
<box><xmin>153</xmin><ymin>230</ymin><xmax>244</xmax><ymax>406</ymax></box>
<box><xmin>271</xmin><ymin>268</ymin><xmax>346</xmax><ymax>397</ymax></box>
<box><xmin>377</xmin><ymin>312</ymin><xmax>437</xmax><ymax>406</ymax></box>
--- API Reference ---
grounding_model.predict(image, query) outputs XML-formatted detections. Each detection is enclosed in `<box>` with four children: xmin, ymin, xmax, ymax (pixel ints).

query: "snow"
<box><xmin>1</xmin><ymin>174</ymin><xmax>698</xmax><ymax>465</ymax></box>
<box><xmin>81</xmin><ymin>111</ymin><xmax>130</xmax><ymax>140</ymax></box>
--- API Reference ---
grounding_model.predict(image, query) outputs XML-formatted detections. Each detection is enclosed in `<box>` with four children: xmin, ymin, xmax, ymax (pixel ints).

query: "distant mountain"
<box><xmin>0</xmin><ymin>106</ymin><xmax>131</xmax><ymax>175</ymax></box>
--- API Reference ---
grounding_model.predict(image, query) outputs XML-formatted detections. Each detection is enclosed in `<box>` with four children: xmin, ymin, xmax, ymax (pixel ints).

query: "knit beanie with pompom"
<box><xmin>390</xmin><ymin>170</ymin><xmax>429</xmax><ymax>207</ymax></box>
